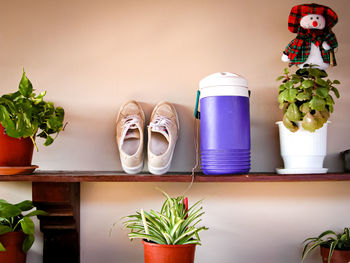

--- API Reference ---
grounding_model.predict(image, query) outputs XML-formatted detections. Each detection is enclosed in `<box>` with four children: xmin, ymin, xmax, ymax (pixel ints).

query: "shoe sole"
<box><xmin>148</xmin><ymin>103</ymin><xmax>179</xmax><ymax>175</ymax></box>
<box><xmin>122</xmin><ymin>161</ymin><xmax>144</xmax><ymax>175</ymax></box>
<box><xmin>148</xmin><ymin>152</ymin><xmax>174</xmax><ymax>175</ymax></box>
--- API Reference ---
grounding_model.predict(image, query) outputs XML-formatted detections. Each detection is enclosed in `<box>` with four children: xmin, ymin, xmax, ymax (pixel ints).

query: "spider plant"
<box><xmin>122</xmin><ymin>190</ymin><xmax>208</xmax><ymax>245</ymax></box>
<box><xmin>302</xmin><ymin>228</ymin><xmax>350</xmax><ymax>263</ymax></box>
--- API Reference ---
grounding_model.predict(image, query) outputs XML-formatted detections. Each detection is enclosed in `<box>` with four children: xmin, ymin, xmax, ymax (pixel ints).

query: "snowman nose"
<box><xmin>312</xmin><ymin>21</ymin><xmax>318</xmax><ymax>27</ymax></box>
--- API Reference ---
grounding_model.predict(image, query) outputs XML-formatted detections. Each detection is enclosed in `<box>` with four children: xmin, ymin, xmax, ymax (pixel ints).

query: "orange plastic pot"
<box><xmin>0</xmin><ymin>231</ymin><xmax>27</xmax><ymax>263</ymax></box>
<box><xmin>320</xmin><ymin>246</ymin><xmax>350</xmax><ymax>263</ymax></box>
<box><xmin>0</xmin><ymin>124</ymin><xmax>34</xmax><ymax>166</ymax></box>
<box><xmin>142</xmin><ymin>240</ymin><xmax>196</xmax><ymax>263</ymax></box>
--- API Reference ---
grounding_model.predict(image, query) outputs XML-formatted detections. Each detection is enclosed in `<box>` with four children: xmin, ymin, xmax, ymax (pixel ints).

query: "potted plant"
<box><xmin>121</xmin><ymin>190</ymin><xmax>208</xmax><ymax>263</ymax></box>
<box><xmin>302</xmin><ymin>228</ymin><xmax>350</xmax><ymax>263</ymax></box>
<box><xmin>0</xmin><ymin>199</ymin><xmax>47</xmax><ymax>263</ymax></box>
<box><xmin>0</xmin><ymin>69</ymin><xmax>65</xmax><ymax>174</ymax></box>
<box><xmin>275</xmin><ymin>65</ymin><xmax>340</xmax><ymax>174</ymax></box>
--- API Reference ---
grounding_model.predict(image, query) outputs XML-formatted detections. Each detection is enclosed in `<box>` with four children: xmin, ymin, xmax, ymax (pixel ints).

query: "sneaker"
<box><xmin>116</xmin><ymin>100</ymin><xmax>145</xmax><ymax>174</ymax></box>
<box><xmin>147</xmin><ymin>101</ymin><xmax>179</xmax><ymax>175</ymax></box>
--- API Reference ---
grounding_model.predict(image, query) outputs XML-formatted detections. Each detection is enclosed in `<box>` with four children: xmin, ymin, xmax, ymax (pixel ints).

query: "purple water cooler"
<box><xmin>196</xmin><ymin>72</ymin><xmax>251</xmax><ymax>175</ymax></box>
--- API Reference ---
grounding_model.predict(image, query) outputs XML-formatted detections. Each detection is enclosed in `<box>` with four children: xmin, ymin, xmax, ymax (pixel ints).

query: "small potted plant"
<box><xmin>302</xmin><ymin>228</ymin><xmax>350</xmax><ymax>263</ymax></box>
<box><xmin>0</xmin><ymin>199</ymin><xmax>47</xmax><ymax>263</ymax></box>
<box><xmin>0</xmin><ymin>70</ymin><xmax>65</xmax><ymax>174</ymax></box>
<box><xmin>121</xmin><ymin>190</ymin><xmax>208</xmax><ymax>263</ymax></box>
<box><xmin>275</xmin><ymin>65</ymin><xmax>340</xmax><ymax>174</ymax></box>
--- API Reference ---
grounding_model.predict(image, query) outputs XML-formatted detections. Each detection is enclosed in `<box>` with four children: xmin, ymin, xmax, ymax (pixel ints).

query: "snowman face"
<box><xmin>300</xmin><ymin>14</ymin><xmax>326</xmax><ymax>29</ymax></box>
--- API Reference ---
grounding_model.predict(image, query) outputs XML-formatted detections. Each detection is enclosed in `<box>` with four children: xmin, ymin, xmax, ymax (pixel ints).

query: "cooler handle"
<box><xmin>194</xmin><ymin>90</ymin><xmax>200</xmax><ymax>119</ymax></box>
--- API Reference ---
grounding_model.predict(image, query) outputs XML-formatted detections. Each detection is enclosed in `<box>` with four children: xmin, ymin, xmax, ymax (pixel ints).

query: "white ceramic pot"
<box><xmin>276</xmin><ymin>121</ymin><xmax>328</xmax><ymax>174</ymax></box>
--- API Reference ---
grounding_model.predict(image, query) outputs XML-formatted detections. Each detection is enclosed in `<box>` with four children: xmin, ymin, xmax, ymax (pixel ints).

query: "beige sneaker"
<box><xmin>116</xmin><ymin>100</ymin><xmax>145</xmax><ymax>174</ymax></box>
<box><xmin>147</xmin><ymin>102</ymin><xmax>179</xmax><ymax>175</ymax></box>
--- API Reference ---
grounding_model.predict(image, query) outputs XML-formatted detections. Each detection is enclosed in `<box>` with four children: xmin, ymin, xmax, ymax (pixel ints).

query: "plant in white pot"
<box><xmin>121</xmin><ymin>190</ymin><xmax>208</xmax><ymax>263</ymax></box>
<box><xmin>276</xmin><ymin>65</ymin><xmax>340</xmax><ymax>174</ymax></box>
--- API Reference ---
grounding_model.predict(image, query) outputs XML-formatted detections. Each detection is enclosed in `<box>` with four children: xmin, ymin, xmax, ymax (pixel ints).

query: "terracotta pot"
<box><xmin>142</xmin><ymin>240</ymin><xmax>196</xmax><ymax>263</ymax></box>
<box><xmin>0</xmin><ymin>124</ymin><xmax>34</xmax><ymax>166</ymax></box>
<box><xmin>0</xmin><ymin>231</ymin><xmax>27</xmax><ymax>263</ymax></box>
<box><xmin>320</xmin><ymin>246</ymin><xmax>350</xmax><ymax>263</ymax></box>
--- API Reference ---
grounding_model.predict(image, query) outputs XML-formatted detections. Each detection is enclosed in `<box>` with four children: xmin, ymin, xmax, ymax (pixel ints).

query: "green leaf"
<box><xmin>302</xmin><ymin>113</ymin><xmax>318</xmax><ymax>132</ymax></box>
<box><xmin>286</xmin><ymin>103</ymin><xmax>301</xmax><ymax>122</ymax></box>
<box><xmin>22</xmin><ymin>234</ymin><xmax>34</xmax><ymax>253</ymax></box>
<box><xmin>283</xmin><ymin>68</ymin><xmax>289</xmax><ymax>75</ymax></box>
<box><xmin>326</xmin><ymin>95</ymin><xmax>335</xmax><ymax>106</ymax></box>
<box><xmin>44</xmin><ymin>135</ymin><xmax>54</xmax><ymax>146</ymax></box>
<box><xmin>20</xmin><ymin>217</ymin><xmax>35</xmax><ymax>235</ymax></box>
<box><xmin>328</xmin><ymin>241</ymin><xmax>338</xmax><ymax>263</ymax></box>
<box><xmin>302</xmin><ymin>80</ymin><xmax>314</xmax><ymax>89</ymax></box>
<box><xmin>315</xmin><ymin>78</ymin><xmax>328</xmax><ymax>87</ymax></box>
<box><xmin>276</xmin><ymin>76</ymin><xmax>284</xmax><ymax>81</ymax></box>
<box><xmin>302</xmin><ymin>240</ymin><xmax>326</xmax><ymax>261</ymax></box>
<box><xmin>47</xmin><ymin>116</ymin><xmax>63</xmax><ymax>131</ymax></box>
<box><xmin>332</xmin><ymin>79</ymin><xmax>340</xmax><ymax>84</ymax></box>
<box><xmin>32</xmin><ymin>91</ymin><xmax>46</xmax><ymax>105</ymax></box>
<box><xmin>310</xmin><ymin>68</ymin><xmax>327</xmax><ymax>78</ymax></box>
<box><xmin>15</xmin><ymin>201</ymin><xmax>34</xmax><ymax>212</ymax></box>
<box><xmin>279</xmin><ymin>88</ymin><xmax>298</xmax><ymax>103</ymax></box>
<box><xmin>0</xmin><ymin>242</ymin><xmax>6</xmax><ymax>252</ymax></box>
<box><xmin>316</xmin><ymin>87</ymin><xmax>329</xmax><ymax>98</ymax></box>
<box><xmin>314</xmin><ymin>111</ymin><xmax>327</xmax><ymax>129</ymax></box>
<box><xmin>0</xmin><ymin>225</ymin><xmax>11</xmax><ymax>235</ymax></box>
<box><xmin>24</xmin><ymin>210</ymin><xmax>47</xmax><ymax>218</ymax></box>
<box><xmin>55</xmin><ymin>107</ymin><xmax>65</xmax><ymax>122</ymax></box>
<box><xmin>331</xmin><ymin>87</ymin><xmax>340</xmax><ymax>98</ymax></box>
<box><xmin>18</xmin><ymin>70</ymin><xmax>33</xmax><ymax>98</ymax></box>
<box><xmin>300</xmin><ymin>103</ymin><xmax>311</xmax><ymax>114</ymax></box>
<box><xmin>310</xmin><ymin>96</ymin><xmax>326</xmax><ymax>111</ymax></box>
<box><xmin>296</xmin><ymin>92</ymin><xmax>311</xmax><ymax>101</ymax></box>
<box><xmin>0</xmin><ymin>203</ymin><xmax>22</xmax><ymax>218</ymax></box>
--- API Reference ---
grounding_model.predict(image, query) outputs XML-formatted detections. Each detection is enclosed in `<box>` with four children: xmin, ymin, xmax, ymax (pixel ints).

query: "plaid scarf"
<box><xmin>284</xmin><ymin>28</ymin><xmax>338</xmax><ymax>66</ymax></box>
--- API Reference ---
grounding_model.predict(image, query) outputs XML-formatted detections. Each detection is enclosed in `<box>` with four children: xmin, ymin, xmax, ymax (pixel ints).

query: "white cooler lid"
<box><xmin>199</xmin><ymin>72</ymin><xmax>249</xmax><ymax>98</ymax></box>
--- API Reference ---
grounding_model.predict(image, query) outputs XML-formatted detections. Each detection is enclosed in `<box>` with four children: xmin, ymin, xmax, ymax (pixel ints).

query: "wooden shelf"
<box><xmin>1</xmin><ymin>171</ymin><xmax>349</xmax><ymax>263</ymax></box>
<box><xmin>0</xmin><ymin>171</ymin><xmax>350</xmax><ymax>182</ymax></box>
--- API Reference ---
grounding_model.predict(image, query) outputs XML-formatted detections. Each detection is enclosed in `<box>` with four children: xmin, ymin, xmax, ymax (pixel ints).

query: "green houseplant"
<box><xmin>122</xmin><ymin>190</ymin><xmax>208</xmax><ymax>263</ymax></box>
<box><xmin>0</xmin><ymin>199</ymin><xmax>47</xmax><ymax>263</ymax></box>
<box><xmin>277</xmin><ymin>65</ymin><xmax>340</xmax><ymax>133</ymax></box>
<box><xmin>275</xmin><ymin>65</ymin><xmax>341</xmax><ymax>174</ymax></box>
<box><xmin>302</xmin><ymin>228</ymin><xmax>350</xmax><ymax>263</ymax></box>
<box><xmin>0</xmin><ymin>70</ymin><xmax>65</xmax><ymax>168</ymax></box>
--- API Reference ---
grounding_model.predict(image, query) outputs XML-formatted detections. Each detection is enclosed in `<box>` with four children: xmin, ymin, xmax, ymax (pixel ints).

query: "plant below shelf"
<box><xmin>302</xmin><ymin>228</ymin><xmax>350</xmax><ymax>263</ymax></box>
<box><xmin>0</xmin><ymin>70</ymin><xmax>65</xmax><ymax>150</ymax></box>
<box><xmin>122</xmin><ymin>189</ymin><xmax>208</xmax><ymax>245</ymax></box>
<box><xmin>277</xmin><ymin>65</ymin><xmax>340</xmax><ymax>132</ymax></box>
<box><xmin>0</xmin><ymin>199</ymin><xmax>47</xmax><ymax>252</ymax></box>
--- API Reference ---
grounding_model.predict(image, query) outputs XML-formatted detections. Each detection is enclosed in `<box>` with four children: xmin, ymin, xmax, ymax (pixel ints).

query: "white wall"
<box><xmin>0</xmin><ymin>0</ymin><xmax>349</xmax><ymax>262</ymax></box>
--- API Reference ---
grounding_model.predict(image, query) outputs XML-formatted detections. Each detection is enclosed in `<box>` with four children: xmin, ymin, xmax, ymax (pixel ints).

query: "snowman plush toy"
<box><xmin>282</xmin><ymin>3</ymin><xmax>338</xmax><ymax>70</ymax></box>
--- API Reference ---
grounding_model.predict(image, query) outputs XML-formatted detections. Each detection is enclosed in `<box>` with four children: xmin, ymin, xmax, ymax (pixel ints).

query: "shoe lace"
<box><xmin>121</xmin><ymin>115</ymin><xmax>140</xmax><ymax>129</ymax></box>
<box><xmin>149</xmin><ymin>116</ymin><xmax>172</xmax><ymax>133</ymax></box>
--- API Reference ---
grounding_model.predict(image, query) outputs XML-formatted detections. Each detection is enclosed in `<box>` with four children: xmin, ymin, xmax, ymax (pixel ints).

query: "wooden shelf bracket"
<box><xmin>32</xmin><ymin>182</ymin><xmax>80</xmax><ymax>263</ymax></box>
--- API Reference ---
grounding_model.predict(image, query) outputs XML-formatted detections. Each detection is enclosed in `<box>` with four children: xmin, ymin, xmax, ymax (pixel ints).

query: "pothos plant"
<box><xmin>302</xmin><ymin>228</ymin><xmax>350</xmax><ymax>263</ymax></box>
<box><xmin>0</xmin><ymin>199</ymin><xmax>47</xmax><ymax>253</ymax></box>
<box><xmin>122</xmin><ymin>190</ymin><xmax>208</xmax><ymax>245</ymax></box>
<box><xmin>0</xmin><ymin>70</ymin><xmax>65</xmax><ymax>150</ymax></box>
<box><xmin>277</xmin><ymin>65</ymin><xmax>340</xmax><ymax>132</ymax></box>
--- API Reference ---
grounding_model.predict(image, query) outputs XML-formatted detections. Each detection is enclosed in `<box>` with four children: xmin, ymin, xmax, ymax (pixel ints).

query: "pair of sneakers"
<box><xmin>116</xmin><ymin>101</ymin><xmax>179</xmax><ymax>175</ymax></box>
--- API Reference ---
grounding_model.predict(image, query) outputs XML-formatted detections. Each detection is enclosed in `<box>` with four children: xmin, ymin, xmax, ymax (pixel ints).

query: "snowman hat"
<box><xmin>288</xmin><ymin>3</ymin><xmax>338</xmax><ymax>33</ymax></box>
